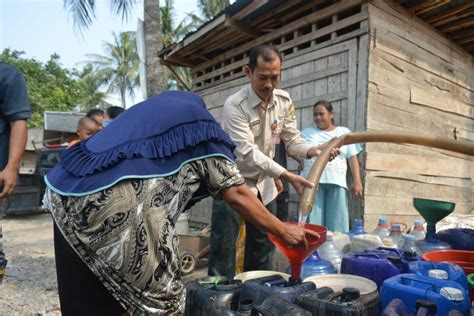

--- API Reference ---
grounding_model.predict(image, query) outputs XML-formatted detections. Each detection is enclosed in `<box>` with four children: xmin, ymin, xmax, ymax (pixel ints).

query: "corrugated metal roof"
<box><xmin>44</xmin><ymin>111</ymin><xmax>84</xmax><ymax>133</ymax></box>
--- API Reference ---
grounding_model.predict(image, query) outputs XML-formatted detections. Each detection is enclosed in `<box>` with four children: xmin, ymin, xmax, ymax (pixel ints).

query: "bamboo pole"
<box><xmin>299</xmin><ymin>131</ymin><xmax>474</xmax><ymax>214</ymax></box>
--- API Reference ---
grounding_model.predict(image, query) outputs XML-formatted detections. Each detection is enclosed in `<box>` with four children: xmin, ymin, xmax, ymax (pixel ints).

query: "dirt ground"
<box><xmin>0</xmin><ymin>212</ymin><xmax>207</xmax><ymax>315</ymax></box>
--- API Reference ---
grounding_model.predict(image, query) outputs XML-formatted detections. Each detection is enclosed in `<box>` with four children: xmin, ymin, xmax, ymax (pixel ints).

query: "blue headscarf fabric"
<box><xmin>45</xmin><ymin>91</ymin><xmax>236</xmax><ymax>196</ymax></box>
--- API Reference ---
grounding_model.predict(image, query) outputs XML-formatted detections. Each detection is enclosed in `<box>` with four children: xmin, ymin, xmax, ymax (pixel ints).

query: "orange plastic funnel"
<box><xmin>268</xmin><ymin>222</ymin><xmax>327</xmax><ymax>280</ymax></box>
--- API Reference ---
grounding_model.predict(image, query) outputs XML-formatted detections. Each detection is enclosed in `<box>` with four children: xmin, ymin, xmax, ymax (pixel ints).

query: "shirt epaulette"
<box><xmin>274</xmin><ymin>88</ymin><xmax>291</xmax><ymax>101</ymax></box>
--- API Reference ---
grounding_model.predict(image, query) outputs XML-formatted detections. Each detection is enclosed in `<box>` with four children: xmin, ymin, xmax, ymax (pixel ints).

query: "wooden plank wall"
<box><xmin>364</xmin><ymin>0</ymin><xmax>474</xmax><ymax>231</ymax></box>
<box><xmin>187</xmin><ymin>2</ymin><xmax>370</xmax><ymax>225</ymax></box>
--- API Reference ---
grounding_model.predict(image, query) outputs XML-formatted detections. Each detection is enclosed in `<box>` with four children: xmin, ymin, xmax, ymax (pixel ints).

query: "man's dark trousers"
<box><xmin>208</xmin><ymin>197</ymin><xmax>277</xmax><ymax>279</ymax></box>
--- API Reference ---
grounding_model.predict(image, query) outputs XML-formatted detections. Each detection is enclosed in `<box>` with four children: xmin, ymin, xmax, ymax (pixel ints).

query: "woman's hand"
<box><xmin>351</xmin><ymin>181</ymin><xmax>363</xmax><ymax>197</ymax></box>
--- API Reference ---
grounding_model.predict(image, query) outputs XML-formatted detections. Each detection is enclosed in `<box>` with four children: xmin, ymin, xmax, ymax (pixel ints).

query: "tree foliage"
<box><xmin>84</xmin><ymin>31</ymin><xmax>139</xmax><ymax>108</ymax></box>
<box><xmin>198</xmin><ymin>0</ymin><xmax>229</xmax><ymax>20</ymax></box>
<box><xmin>0</xmin><ymin>49</ymin><xmax>86</xmax><ymax>127</ymax></box>
<box><xmin>76</xmin><ymin>64</ymin><xmax>112</xmax><ymax>111</ymax></box>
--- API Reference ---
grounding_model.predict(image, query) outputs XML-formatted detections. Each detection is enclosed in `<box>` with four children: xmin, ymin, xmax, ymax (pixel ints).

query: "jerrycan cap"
<box><xmin>428</xmin><ymin>269</ymin><xmax>448</xmax><ymax>280</ymax></box>
<box><xmin>387</xmin><ymin>255</ymin><xmax>402</xmax><ymax>265</ymax></box>
<box><xmin>440</xmin><ymin>287</ymin><xmax>464</xmax><ymax>301</ymax></box>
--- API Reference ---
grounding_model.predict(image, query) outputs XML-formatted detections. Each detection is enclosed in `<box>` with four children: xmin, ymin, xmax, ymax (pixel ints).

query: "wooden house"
<box><xmin>162</xmin><ymin>0</ymin><xmax>473</xmax><ymax>230</ymax></box>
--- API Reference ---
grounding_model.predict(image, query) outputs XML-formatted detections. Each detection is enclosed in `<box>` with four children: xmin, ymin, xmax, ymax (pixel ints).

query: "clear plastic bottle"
<box><xmin>348</xmin><ymin>219</ymin><xmax>367</xmax><ymax>239</ymax></box>
<box><xmin>371</xmin><ymin>217</ymin><xmax>390</xmax><ymax>239</ymax></box>
<box><xmin>401</xmin><ymin>234</ymin><xmax>419</xmax><ymax>256</ymax></box>
<box><xmin>410</xmin><ymin>220</ymin><xmax>426</xmax><ymax>241</ymax></box>
<box><xmin>388</xmin><ymin>224</ymin><xmax>405</xmax><ymax>249</ymax></box>
<box><xmin>317</xmin><ymin>231</ymin><xmax>343</xmax><ymax>272</ymax></box>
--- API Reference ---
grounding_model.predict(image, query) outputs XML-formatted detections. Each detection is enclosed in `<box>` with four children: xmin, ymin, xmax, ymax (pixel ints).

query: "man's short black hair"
<box><xmin>106</xmin><ymin>106</ymin><xmax>125</xmax><ymax>119</ymax></box>
<box><xmin>86</xmin><ymin>109</ymin><xmax>104</xmax><ymax>117</ymax></box>
<box><xmin>248</xmin><ymin>44</ymin><xmax>282</xmax><ymax>72</ymax></box>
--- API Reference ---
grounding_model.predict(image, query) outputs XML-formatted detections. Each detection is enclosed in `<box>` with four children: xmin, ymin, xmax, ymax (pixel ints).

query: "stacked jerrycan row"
<box><xmin>339</xmin><ymin>218</ymin><xmax>472</xmax><ymax>315</ymax></box>
<box><xmin>184</xmin><ymin>274</ymin><xmax>381</xmax><ymax>315</ymax></box>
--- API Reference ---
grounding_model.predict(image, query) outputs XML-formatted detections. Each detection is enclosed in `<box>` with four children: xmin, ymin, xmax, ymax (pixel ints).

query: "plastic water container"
<box><xmin>382</xmin><ymin>298</ymin><xmax>465</xmax><ymax>315</ymax></box>
<box><xmin>234</xmin><ymin>271</ymin><xmax>290</xmax><ymax>283</ymax></box>
<box><xmin>409</xmin><ymin>220</ymin><xmax>426</xmax><ymax>241</ymax></box>
<box><xmin>372</xmin><ymin>217</ymin><xmax>391</xmax><ymax>239</ymax></box>
<box><xmin>369</xmin><ymin>247</ymin><xmax>420</xmax><ymax>272</ymax></box>
<box><xmin>317</xmin><ymin>231</ymin><xmax>343</xmax><ymax>272</ymax></box>
<box><xmin>380</xmin><ymin>274</ymin><xmax>471</xmax><ymax>315</ymax></box>
<box><xmin>350</xmin><ymin>234</ymin><xmax>384</xmax><ymax>252</ymax></box>
<box><xmin>238</xmin><ymin>275</ymin><xmax>316</xmax><ymax>305</ymax></box>
<box><xmin>303</xmin><ymin>274</ymin><xmax>377</xmax><ymax>295</ymax></box>
<box><xmin>341</xmin><ymin>252</ymin><xmax>404</xmax><ymax>288</ymax></box>
<box><xmin>382</xmin><ymin>298</ymin><xmax>412</xmax><ymax>315</ymax></box>
<box><xmin>332</xmin><ymin>231</ymin><xmax>351</xmax><ymax>253</ymax></box>
<box><xmin>213</xmin><ymin>298</ymin><xmax>256</xmax><ymax>315</ymax></box>
<box><xmin>287</xmin><ymin>251</ymin><xmax>337</xmax><ymax>279</ymax></box>
<box><xmin>253</xmin><ymin>295</ymin><xmax>311</xmax><ymax>315</ymax></box>
<box><xmin>401</xmin><ymin>235</ymin><xmax>420</xmax><ymax>256</ymax></box>
<box><xmin>438</xmin><ymin>228</ymin><xmax>474</xmax><ymax>251</ymax></box>
<box><xmin>408</xmin><ymin>261</ymin><xmax>469</xmax><ymax>292</ymax></box>
<box><xmin>296</xmin><ymin>286</ymin><xmax>381</xmax><ymax>315</ymax></box>
<box><xmin>348</xmin><ymin>219</ymin><xmax>367</xmax><ymax>239</ymax></box>
<box><xmin>388</xmin><ymin>224</ymin><xmax>405</xmax><ymax>248</ymax></box>
<box><xmin>185</xmin><ymin>276</ymin><xmax>242</xmax><ymax>316</ymax></box>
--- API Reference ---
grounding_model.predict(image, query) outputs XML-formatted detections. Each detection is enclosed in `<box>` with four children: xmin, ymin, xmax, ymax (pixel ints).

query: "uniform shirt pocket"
<box><xmin>249</xmin><ymin>119</ymin><xmax>262</xmax><ymax>137</ymax></box>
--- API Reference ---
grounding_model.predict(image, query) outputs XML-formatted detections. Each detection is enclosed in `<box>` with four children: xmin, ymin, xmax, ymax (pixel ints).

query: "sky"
<box><xmin>0</xmin><ymin>0</ymin><xmax>199</xmax><ymax>106</ymax></box>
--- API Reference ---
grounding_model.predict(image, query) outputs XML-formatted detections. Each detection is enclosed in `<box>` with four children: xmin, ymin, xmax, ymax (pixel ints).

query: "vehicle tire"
<box><xmin>180</xmin><ymin>251</ymin><xmax>196</xmax><ymax>275</ymax></box>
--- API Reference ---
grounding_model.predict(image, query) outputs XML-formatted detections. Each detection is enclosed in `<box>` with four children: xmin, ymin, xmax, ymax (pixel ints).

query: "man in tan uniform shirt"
<box><xmin>208</xmin><ymin>45</ymin><xmax>335</xmax><ymax>277</ymax></box>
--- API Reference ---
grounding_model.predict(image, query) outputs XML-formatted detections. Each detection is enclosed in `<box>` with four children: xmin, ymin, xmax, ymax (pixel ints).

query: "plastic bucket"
<box><xmin>303</xmin><ymin>273</ymin><xmax>377</xmax><ymax>295</ymax></box>
<box><xmin>422</xmin><ymin>250</ymin><xmax>474</xmax><ymax>275</ymax></box>
<box><xmin>234</xmin><ymin>270</ymin><xmax>290</xmax><ymax>283</ymax></box>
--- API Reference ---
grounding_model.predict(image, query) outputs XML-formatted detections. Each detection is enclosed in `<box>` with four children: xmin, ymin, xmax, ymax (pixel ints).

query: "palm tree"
<box><xmin>64</xmin><ymin>0</ymin><xmax>165</xmax><ymax>98</ymax></box>
<box><xmin>198</xmin><ymin>0</ymin><xmax>229</xmax><ymax>20</ymax></box>
<box><xmin>76</xmin><ymin>64</ymin><xmax>112</xmax><ymax>111</ymax></box>
<box><xmin>85</xmin><ymin>32</ymin><xmax>139</xmax><ymax>107</ymax></box>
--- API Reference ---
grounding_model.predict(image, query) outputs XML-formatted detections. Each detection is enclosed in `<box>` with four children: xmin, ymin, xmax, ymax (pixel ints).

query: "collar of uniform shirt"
<box><xmin>248</xmin><ymin>85</ymin><xmax>276</xmax><ymax>109</ymax></box>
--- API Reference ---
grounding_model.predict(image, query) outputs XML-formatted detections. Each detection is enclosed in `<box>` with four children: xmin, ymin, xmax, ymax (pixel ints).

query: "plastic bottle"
<box><xmin>372</xmin><ymin>217</ymin><xmax>390</xmax><ymax>239</ymax></box>
<box><xmin>401</xmin><ymin>234</ymin><xmax>419</xmax><ymax>256</ymax></box>
<box><xmin>410</xmin><ymin>220</ymin><xmax>426</xmax><ymax>241</ymax></box>
<box><xmin>388</xmin><ymin>224</ymin><xmax>405</xmax><ymax>249</ymax></box>
<box><xmin>348</xmin><ymin>219</ymin><xmax>367</xmax><ymax>239</ymax></box>
<box><xmin>288</xmin><ymin>251</ymin><xmax>337</xmax><ymax>278</ymax></box>
<box><xmin>317</xmin><ymin>231</ymin><xmax>343</xmax><ymax>272</ymax></box>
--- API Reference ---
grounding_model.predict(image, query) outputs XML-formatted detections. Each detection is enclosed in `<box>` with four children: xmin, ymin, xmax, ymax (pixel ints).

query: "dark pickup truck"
<box><xmin>2</xmin><ymin>146</ymin><xmax>65</xmax><ymax>215</ymax></box>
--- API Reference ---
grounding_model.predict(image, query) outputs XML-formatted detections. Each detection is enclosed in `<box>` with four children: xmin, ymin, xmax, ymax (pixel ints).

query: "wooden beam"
<box><xmin>457</xmin><ymin>35</ymin><xmax>474</xmax><ymax>45</ymax></box>
<box><xmin>408</xmin><ymin>0</ymin><xmax>450</xmax><ymax>16</ymax></box>
<box><xmin>164</xmin><ymin>64</ymin><xmax>191</xmax><ymax>91</ymax></box>
<box><xmin>440</xmin><ymin>17</ymin><xmax>474</xmax><ymax>33</ymax></box>
<box><xmin>449</xmin><ymin>29</ymin><xmax>474</xmax><ymax>39</ymax></box>
<box><xmin>427</xmin><ymin>3</ymin><xmax>474</xmax><ymax>25</ymax></box>
<box><xmin>230</xmin><ymin>0</ymin><xmax>269</xmax><ymax>20</ymax></box>
<box><xmin>193</xmin><ymin>0</ymin><xmax>364</xmax><ymax>73</ymax></box>
<box><xmin>225</xmin><ymin>18</ymin><xmax>261</xmax><ymax>38</ymax></box>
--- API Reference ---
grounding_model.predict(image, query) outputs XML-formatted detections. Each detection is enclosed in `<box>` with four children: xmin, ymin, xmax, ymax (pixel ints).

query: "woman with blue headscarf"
<box><xmin>44</xmin><ymin>91</ymin><xmax>314</xmax><ymax>315</ymax></box>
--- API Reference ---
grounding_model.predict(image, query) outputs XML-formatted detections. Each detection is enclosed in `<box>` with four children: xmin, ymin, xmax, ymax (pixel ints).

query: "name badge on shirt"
<box><xmin>250</xmin><ymin>119</ymin><xmax>260</xmax><ymax>126</ymax></box>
